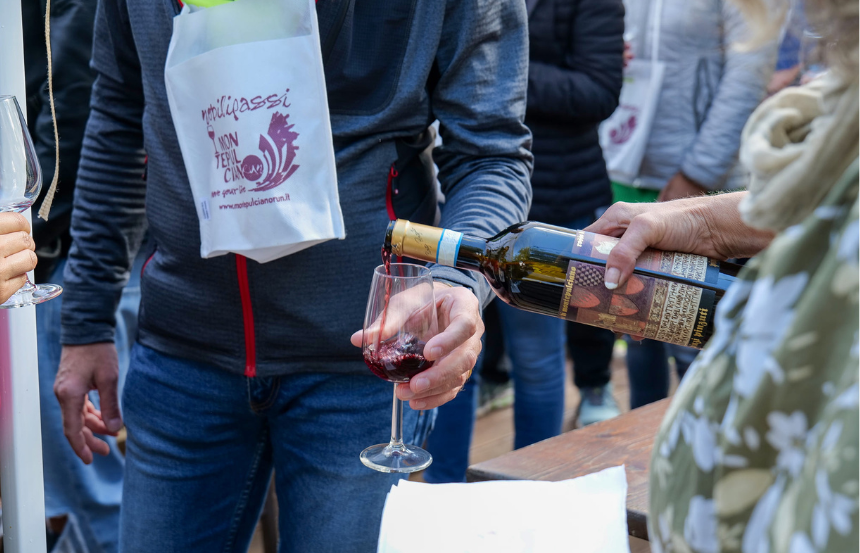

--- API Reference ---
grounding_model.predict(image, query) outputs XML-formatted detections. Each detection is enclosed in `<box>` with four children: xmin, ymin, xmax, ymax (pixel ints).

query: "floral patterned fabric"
<box><xmin>649</xmin><ymin>160</ymin><xmax>860</xmax><ymax>553</ymax></box>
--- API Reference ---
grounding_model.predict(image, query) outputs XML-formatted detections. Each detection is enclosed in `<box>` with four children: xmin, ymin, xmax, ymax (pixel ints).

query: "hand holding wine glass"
<box><xmin>351</xmin><ymin>280</ymin><xmax>483</xmax><ymax>411</ymax></box>
<box><xmin>0</xmin><ymin>95</ymin><xmax>62</xmax><ymax>308</ymax></box>
<box><xmin>0</xmin><ymin>212</ymin><xmax>38</xmax><ymax>304</ymax></box>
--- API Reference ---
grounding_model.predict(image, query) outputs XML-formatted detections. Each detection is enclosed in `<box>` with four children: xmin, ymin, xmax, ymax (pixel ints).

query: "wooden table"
<box><xmin>467</xmin><ymin>398</ymin><xmax>670</xmax><ymax>542</ymax></box>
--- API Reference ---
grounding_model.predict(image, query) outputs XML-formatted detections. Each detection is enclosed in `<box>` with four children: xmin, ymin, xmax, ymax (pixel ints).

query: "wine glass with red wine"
<box><xmin>361</xmin><ymin>263</ymin><xmax>438</xmax><ymax>473</ymax></box>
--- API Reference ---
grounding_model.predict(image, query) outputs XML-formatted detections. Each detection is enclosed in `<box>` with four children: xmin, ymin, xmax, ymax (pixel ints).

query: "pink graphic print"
<box><xmin>248</xmin><ymin>112</ymin><xmax>300</xmax><ymax>192</ymax></box>
<box><xmin>609</xmin><ymin>112</ymin><xmax>637</xmax><ymax>145</ymax></box>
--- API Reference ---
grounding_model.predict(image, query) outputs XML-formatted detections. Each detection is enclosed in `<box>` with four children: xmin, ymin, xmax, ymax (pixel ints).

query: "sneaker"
<box><xmin>476</xmin><ymin>379</ymin><xmax>514</xmax><ymax>418</ymax></box>
<box><xmin>577</xmin><ymin>384</ymin><xmax>620</xmax><ymax>426</ymax></box>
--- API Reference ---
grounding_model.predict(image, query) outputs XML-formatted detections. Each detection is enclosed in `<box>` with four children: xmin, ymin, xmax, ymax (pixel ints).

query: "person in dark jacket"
<box><xmin>423</xmin><ymin>0</ymin><xmax>624</xmax><ymax>485</ymax></box>
<box><xmin>22</xmin><ymin>1</ymin><xmax>144</xmax><ymax>551</ymax></box>
<box><xmin>499</xmin><ymin>0</ymin><xmax>625</xmax><ymax>435</ymax></box>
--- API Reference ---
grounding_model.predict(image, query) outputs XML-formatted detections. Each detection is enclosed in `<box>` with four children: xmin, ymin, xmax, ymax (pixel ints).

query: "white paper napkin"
<box><xmin>377</xmin><ymin>465</ymin><xmax>630</xmax><ymax>553</ymax></box>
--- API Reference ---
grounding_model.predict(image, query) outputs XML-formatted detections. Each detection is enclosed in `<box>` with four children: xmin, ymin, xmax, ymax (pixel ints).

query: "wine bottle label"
<box><xmin>436</xmin><ymin>229</ymin><xmax>463</xmax><ymax>266</ymax></box>
<box><xmin>558</xmin><ymin>231</ymin><xmax>718</xmax><ymax>348</ymax></box>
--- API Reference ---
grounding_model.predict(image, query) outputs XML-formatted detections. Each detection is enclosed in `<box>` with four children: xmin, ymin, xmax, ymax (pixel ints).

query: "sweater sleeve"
<box><xmin>526</xmin><ymin>0</ymin><xmax>625</xmax><ymax>124</ymax></box>
<box><xmin>60</xmin><ymin>0</ymin><xmax>148</xmax><ymax>345</ymax></box>
<box><xmin>679</xmin><ymin>1</ymin><xmax>777</xmax><ymax>190</ymax></box>
<box><xmin>429</xmin><ymin>0</ymin><xmax>534</xmax><ymax>306</ymax></box>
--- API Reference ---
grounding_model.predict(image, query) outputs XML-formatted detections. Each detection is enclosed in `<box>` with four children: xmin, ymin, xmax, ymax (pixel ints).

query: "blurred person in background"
<box><xmin>22</xmin><ymin>1</ymin><xmax>147</xmax><ymax>551</ymax></box>
<box><xmin>588</xmin><ymin>0</ymin><xmax>858</xmax><ymax>544</ymax></box>
<box><xmin>423</xmin><ymin>0</ymin><xmax>624</xmax><ymax>484</ymax></box>
<box><xmin>617</xmin><ymin>0</ymin><xmax>778</xmax><ymax>410</ymax></box>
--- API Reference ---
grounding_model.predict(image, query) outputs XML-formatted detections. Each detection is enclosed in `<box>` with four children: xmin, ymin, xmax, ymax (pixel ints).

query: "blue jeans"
<box><xmin>625</xmin><ymin>338</ymin><xmax>698</xmax><ymax>409</ymax></box>
<box><xmin>119</xmin><ymin>344</ymin><xmax>434</xmax><ymax>553</ymax></box>
<box><xmin>38</xmin><ymin>255</ymin><xmax>143</xmax><ymax>553</ymax></box>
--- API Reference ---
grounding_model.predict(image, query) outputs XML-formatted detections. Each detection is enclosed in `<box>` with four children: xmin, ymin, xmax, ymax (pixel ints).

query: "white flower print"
<box><xmin>742</xmin><ymin>476</ymin><xmax>786</xmax><ymax>553</ymax></box>
<box><xmin>833</xmin><ymin>382</ymin><xmax>859</xmax><ymax>409</ymax></box>
<box><xmin>788</xmin><ymin>532</ymin><xmax>816</xmax><ymax>553</ymax></box>
<box><xmin>691</xmin><ymin>415</ymin><xmax>719</xmax><ymax>472</ymax></box>
<box><xmin>697</xmin><ymin>280</ymin><xmax>753</xmax><ymax>369</ymax></box>
<box><xmin>744</xmin><ymin>427</ymin><xmax>761</xmax><ymax>451</ymax></box>
<box><xmin>734</xmin><ymin>273</ymin><xmax>808</xmax><ymax>398</ymax></box>
<box><xmin>837</xmin><ymin>218</ymin><xmax>858</xmax><ymax>265</ymax></box>
<box><xmin>766</xmin><ymin>411</ymin><xmax>809</xmax><ymax>478</ymax></box>
<box><xmin>684</xmin><ymin>496</ymin><xmax>719</xmax><ymax>553</ymax></box>
<box><xmin>811</xmin><ymin>469</ymin><xmax>857</xmax><ymax>549</ymax></box>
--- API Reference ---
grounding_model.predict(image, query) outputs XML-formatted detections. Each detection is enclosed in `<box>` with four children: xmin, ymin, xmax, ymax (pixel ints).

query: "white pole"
<box><xmin>0</xmin><ymin>0</ymin><xmax>49</xmax><ymax>551</ymax></box>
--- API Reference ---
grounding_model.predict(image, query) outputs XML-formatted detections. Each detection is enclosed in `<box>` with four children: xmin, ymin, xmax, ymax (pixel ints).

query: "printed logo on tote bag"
<box><xmin>202</xmin><ymin>88</ymin><xmax>300</xmax><ymax>195</ymax></box>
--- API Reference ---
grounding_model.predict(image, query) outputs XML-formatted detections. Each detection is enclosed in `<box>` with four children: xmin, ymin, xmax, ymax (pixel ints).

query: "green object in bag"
<box><xmin>611</xmin><ymin>182</ymin><xmax>660</xmax><ymax>204</ymax></box>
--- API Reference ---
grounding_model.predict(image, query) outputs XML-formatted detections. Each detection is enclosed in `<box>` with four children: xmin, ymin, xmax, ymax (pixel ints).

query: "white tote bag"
<box><xmin>164</xmin><ymin>0</ymin><xmax>345</xmax><ymax>263</ymax></box>
<box><xmin>599</xmin><ymin>0</ymin><xmax>666</xmax><ymax>185</ymax></box>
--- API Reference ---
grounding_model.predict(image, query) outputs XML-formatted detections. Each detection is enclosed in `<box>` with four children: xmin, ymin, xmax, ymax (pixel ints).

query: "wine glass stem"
<box><xmin>18</xmin><ymin>275</ymin><xmax>36</xmax><ymax>294</ymax></box>
<box><xmin>389</xmin><ymin>384</ymin><xmax>405</xmax><ymax>450</ymax></box>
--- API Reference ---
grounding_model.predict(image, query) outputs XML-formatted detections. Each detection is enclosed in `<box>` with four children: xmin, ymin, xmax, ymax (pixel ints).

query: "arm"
<box><xmin>585</xmin><ymin>192</ymin><xmax>774</xmax><ymax>289</ymax></box>
<box><xmin>526</xmin><ymin>0</ymin><xmax>625</xmax><ymax>124</ymax></box>
<box><xmin>430</xmin><ymin>0</ymin><xmax>533</xmax><ymax>305</ymax></box>
<box><xmin>55</xmin><ymin>0</ymin><xmax>147</xmax><ymax>463</ymax></box>
<box><xmin>60</xmin><ymin>0</ymin><xmax>148</xmax><ymax>346</ymax></box>
<box><xmin>679</xmin><ymin>1</ymin><xmax>777</xmax><ymax>190</ymax></box>
<box><xmin>368</xmin><ymin>0</ymin><xmax>532</xmax><ymax>410</ymax></box>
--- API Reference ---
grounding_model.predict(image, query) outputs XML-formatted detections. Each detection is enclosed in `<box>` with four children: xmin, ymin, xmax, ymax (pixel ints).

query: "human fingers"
<box><xmin>0</xmin><ymin>249</ymin><xmax>38</xmax><ymax>284</ymax></box>
<box><xmin>55</xmin><ymin>381</ymin><xmax>93</xmax><ymax>464</ymax></box>
<box><xmin>398</xmin><ymin>335</ymin><xmax>481</xmax><ymax>409</ymax></box>
<box><xmin>0</xmin><ymin>230</ymin><xmax>35</xmax><ymax>258</ymax></box>
<box><xmin>423</xmin><ymin>287</ymin><xmax>481</xmax><ymax>361</ymax></box>
<box><xmin>584</xmin><ymin>202</ymin><xmax>645</xmax><ymax>238</ymax></box>
<box><xmin>603</xmin><ymin>213</ymin><xmax>666</xmax><ymax>290</ymax></box>
<box><xmin>94</xmin><ymin>364</ymin><xmax>123</xmax><ymax>433</ymax></box>
<box><xmin>83</xmin><ymin>400</ymin><xmax>117</xmax><ymax>437</ymax></box>
<box><xmin>83</xmin><ymin>426</ymin><xmax>111</xmax><ymax>457</ymax></box>
<box><xmin>0</xmin><ymin>212</ymin><xmax>30</xmax><ymax>235</ymax></box>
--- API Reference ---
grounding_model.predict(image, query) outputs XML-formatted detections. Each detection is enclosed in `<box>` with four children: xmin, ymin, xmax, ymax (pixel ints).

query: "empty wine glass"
<box><xmin>361</xmin><ymin>263</ymin><xmax>438</xmax><ymax>473</ymax></box>
<box><xmin>0</xmin><ymin>95</ymin><xmax>62</xmax><ymax>308</ymax></box>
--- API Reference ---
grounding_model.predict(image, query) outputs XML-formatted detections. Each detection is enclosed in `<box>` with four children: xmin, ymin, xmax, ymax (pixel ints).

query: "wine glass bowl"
<box><xmin>360</xmin><ymin>263</ymin><xmax>438</xmax><ymax>473</ymax></box>
<box><xmin>0</xmin><ymin>95</ymin><xmax>62</xmax><ymax>308</ymax></box>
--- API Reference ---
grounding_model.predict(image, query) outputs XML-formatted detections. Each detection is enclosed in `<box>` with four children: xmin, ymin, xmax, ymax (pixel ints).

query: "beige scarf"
<box><xmin>739</xmin><ymin>70</ymin><xmax>859</xmax><ymax>232</ymax></box>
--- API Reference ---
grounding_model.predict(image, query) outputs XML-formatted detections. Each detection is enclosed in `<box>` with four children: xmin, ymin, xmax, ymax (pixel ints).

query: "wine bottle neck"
<box><xmin>386</xmin><ymin>220</ymin><xmax>486</xmax><ymax>272</ymax></box>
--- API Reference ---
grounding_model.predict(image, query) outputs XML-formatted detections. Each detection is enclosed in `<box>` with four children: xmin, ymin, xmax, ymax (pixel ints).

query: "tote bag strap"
<box><xmin>648</xmin><ymin>0</ymin><xmax>665</xmax><ymax>65</ymax></box>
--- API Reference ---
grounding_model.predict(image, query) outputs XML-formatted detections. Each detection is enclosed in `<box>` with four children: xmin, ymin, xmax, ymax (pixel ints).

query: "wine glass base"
<box><xmin>360</xmin><ymin>443</ymin><xmax>433</xmax><ymax>474</ymax></box>
<box><xmin>0</xmin><ymin>283</ymin><xmax>63</xmax><ymax>309</ymax></box>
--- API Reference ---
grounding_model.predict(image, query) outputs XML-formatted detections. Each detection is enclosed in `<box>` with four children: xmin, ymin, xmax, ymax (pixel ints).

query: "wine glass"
<box><xmin>361</xmin><ymin>263</ymin><xmax>438</xmax><ymax>473</ymax></box>
<box><xmin>0</xmin><ymin>95</ymin><xmax>62</xmax><ymax>308</ymax></box>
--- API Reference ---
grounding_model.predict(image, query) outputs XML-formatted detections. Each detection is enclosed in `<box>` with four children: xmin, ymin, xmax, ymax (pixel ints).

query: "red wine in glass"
<box><xmin>364</xmin><ymin>334</ymin><xmax>434</xmax><ymax>382</ymax></box>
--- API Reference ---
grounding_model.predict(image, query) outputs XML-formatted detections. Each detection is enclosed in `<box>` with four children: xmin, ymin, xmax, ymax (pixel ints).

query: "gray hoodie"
<box><xmin>60</xmin><ymin>0</ymin><xmax>533</xmax><ymax>377</ymax></box>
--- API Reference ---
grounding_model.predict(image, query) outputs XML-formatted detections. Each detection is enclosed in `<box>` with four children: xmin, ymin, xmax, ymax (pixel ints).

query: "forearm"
<box><xmin>61</xmin><ymin>0</ymin><xmax>148</xmax><ymax>345</ymax></box>
<box><xmin>689</xmin><ymin>192</ymin><xmax>774</xmax><ymax>259</ymax></box>
<box><xmin>431</xmin><ymin>0</ymin><xmax>533</xmax><ymax>303</ymax></box>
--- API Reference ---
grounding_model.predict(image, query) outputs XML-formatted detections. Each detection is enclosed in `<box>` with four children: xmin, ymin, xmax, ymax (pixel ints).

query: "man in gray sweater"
<box><xmin>53</xmin><ymin>1</ymin><xmax>532</xmax><ymax>551</ymax></box>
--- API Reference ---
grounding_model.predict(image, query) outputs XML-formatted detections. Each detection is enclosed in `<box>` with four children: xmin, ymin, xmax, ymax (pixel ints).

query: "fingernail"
<box><xmin>398</xmin><ymin>386</ymin><xmax>414</xmax><ymax>400</ymax></box>
<box><xmin>107</xmin><ymin>418</ymin><xmax>122</xmax><ymax>433</ymax></box>
<box><xmin>605</xmin><ymin>268</ymin><xmax>620</xmax><ymax>290</ymax></box>
<box><xmin>429</xmin><ymin>347</ymin><xmax>442</xmax><ymax>360</ymax></box>
<box><xmin>412</xmin><ymin>400</ymin><xmax>426</xmax><ymax>410</ymax></box>
<box><xmin>413</xmin><ymin>377</ymin><xmax>430</xmax><ymax>392</ymax></box>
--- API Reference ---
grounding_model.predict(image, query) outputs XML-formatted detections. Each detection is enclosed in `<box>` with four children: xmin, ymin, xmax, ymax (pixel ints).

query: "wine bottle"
<box><xmin>384</xmin><ymin>220</ymin><xmax>740</xmax><ymax>349</ymax></box>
